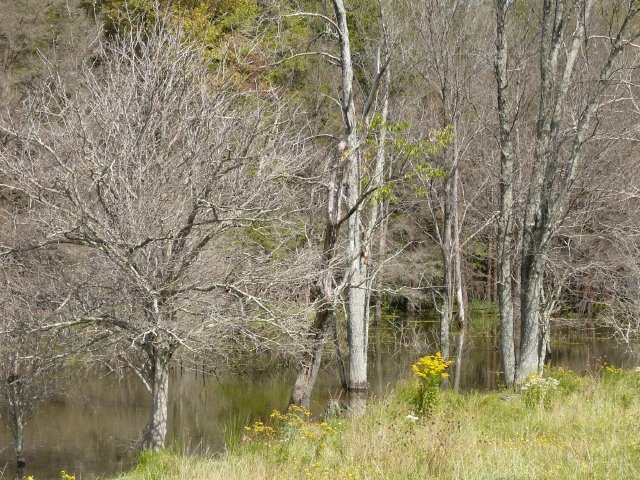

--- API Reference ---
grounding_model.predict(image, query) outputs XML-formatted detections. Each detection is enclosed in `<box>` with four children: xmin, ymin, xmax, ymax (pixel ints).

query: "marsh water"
<box><xmin>0</xmin><ymin>317</ymin><xmax>637</xmax><ymax>480</ymax></box>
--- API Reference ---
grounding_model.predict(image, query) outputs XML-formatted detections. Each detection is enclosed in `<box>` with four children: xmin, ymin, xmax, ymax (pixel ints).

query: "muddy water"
<box><xmin>0</xmin><ymin>319</ymin><xmax>636</xmax><ymax>480</ymax></box>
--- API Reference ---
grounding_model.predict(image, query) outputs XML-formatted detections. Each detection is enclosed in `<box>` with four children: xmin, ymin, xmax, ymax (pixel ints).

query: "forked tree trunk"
<box><xmin>514</xmin><ymin>0</ymin><xmax>598</xmax><ymax>384</ymax></box>
<box><xmin>290</xmin><ymin>311</ymin><xmax>332</xmax><ymax>407</ymax></box>
<box><xmin>496</xmin><ymin>0</ymin><xmax>633</xmax><ymax>387</ymax></box>
<box><xmin>290</xmin><ymin>143</ymin><xmax>342</xmax><ymax>406</ymax></box>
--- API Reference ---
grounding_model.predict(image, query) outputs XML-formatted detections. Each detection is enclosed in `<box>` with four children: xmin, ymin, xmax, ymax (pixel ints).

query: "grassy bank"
<box><xmin>115</xmin><ymin>367</ymin><xmax>640</xmax><ymax>480</ymax></box>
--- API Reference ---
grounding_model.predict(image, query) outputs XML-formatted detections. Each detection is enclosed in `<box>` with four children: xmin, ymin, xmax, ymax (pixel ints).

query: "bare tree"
<box><xmin>0</xmin><ymin>19</ymin><xmax>307</xmax><ymax>450</ymax></box>
<box><xmin>0</xmin><ymin>246</ymin><xmax>68</xmax><ymax>476</ymax></box>
<box><xmin>286</xmin><ymin>0</ymin><xmax>394</xmax><ymax>406</ymax></box>
<box><xmin>494</xmin><ymin>0</ymin><xmax>640</xmax><ymax>384</ymax></box>
<box><xmin>404</xmin><ymin>0</ymin><xmax>493</xmax><ymax>389</ymax></box>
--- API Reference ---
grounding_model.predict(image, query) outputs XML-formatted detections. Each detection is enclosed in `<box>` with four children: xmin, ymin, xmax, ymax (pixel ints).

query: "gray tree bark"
<box><xmin>494</xmin><ymin>0</ymin><xmax>516</xmax><ymax>385</ymax></box>
<box><xmin>290</xmin><ymin>310</ymin><xmax>333</xmax><ymax>408</ymax></box>
<box><xmin>495</xmin><ymin>0</ymin><xmax>639</xmax><ymax>384</ymax></box>
<box><xmin>452</xmin><ymin>162</ymin><xmax>467</xmax><ymax>392</ymax></box>
<box><xmin>15</xmin><ymin>418</ymin><xmax>25</xmax><ymax>468</ymax></box>
<box><xmin>365</xmin><ymin>55</ymin><xmax>391</xmax><ymax>332</ymax></box>
<box><xmin>333</xmin><ymin>0</ymin><xmax>367</xmax><ymax>392</ymax></box>
<box><xmin>143</xmin><ymin>348</ymin><xmax>170</xmax><ymax>451</ymax></box>
<box><xmin>290</xmin><ymin>143</ymin><xmax>343</xmax><ymax>407</ymax></box>
<box><xmin>440</xmin><ymin>174</ymin><xmax>454</xmax><ymax>360</ymax></box>
<box><xmin>515</xmin><ymin>0</ymin><xmax>595</xmax><ymax>384</ymax></box>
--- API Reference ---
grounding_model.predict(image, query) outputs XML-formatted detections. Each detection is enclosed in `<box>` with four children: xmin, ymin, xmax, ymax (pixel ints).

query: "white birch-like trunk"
<box><xmin>331</xmin><ymin>0</ymin><xmax>369</xmax><ymax>392</ymax></box>
<box><xmin>452</xmin><ymin>163</ymin><xmax>467</xmax><ymax>392</ymax></box>
<box><xmin>440</xmin><ymin>178</ymin><xmax>454</xmax><ymax>360</ymax></box>
<box><xmin>14</xmin><ymin>415</ymin><xmax>25</xmax><ymax>474</ymax></box>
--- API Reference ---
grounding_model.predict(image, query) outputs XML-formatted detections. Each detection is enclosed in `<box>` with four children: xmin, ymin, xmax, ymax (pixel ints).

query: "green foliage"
<box><xmin>602</xmin><ymin>365</ymin><xmax>627</xmax><ymax>384</ymax></box>
<box><xmin>345</xmin><ymin>0</ymin><xmax>383</xmax><ymax>90</ymax></box>
<box><xmin>372</xmin><ymin>183</ymin><xmax>396</xmax><ymax>203</ymax></box>
<box><xmin>174</xmin><ymin>0</ymin><xmax>259</xmax><ymax>55</ymax></box>
<box><xmin>346</xmin><ymin>0</ymin><xmax>380</xmax><ymax>54</ymax></box>
<box><xmin>92</xmin><ymin>0</ymin><xmax>157</xmax><ymax>37</ymax></box>
<box><xmin>521</xmin><ymin>374</ymin><xmax>560</xmax><ymax>409</ymax></box>
<box><xmin>132</xmin><ymin>450</ymin><xmax>181</xmax><ymax>480</ymax></box>
<box><xmin>223</xmin><ymin>412</ymin><xmax>250</xmax><ymax>451</ymax></box>
<box><xmin>544</xmin><ymin>366</ymin><xmax>584</xmax><ymax>396</ymax></box>
<box><xmin>395</xmin><ymin>124</ymin><xmax>454</xmax><ymax>198</ymax></box>
<box><xmin>89</xmin><ymin>0</ymin><xmax>259</xmax><ymax>63</ymax></box>
<box><xmin>602</xmin><ymin>365</ymin><xmax>640</xmax><ymax>390</ymax></box>
<box><xmin>90</xmin><ymin>0</ymin><xmax>324</xmax><ymax>88</ymax></box>
<box><xmin>262</xmin><ymin>13</ymin><xmax>314</xmax><ymax>89</ymax></box>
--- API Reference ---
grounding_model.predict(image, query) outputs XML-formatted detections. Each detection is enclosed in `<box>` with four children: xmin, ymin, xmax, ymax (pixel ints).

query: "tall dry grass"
<box><xmin>115</xmin><ymin>366</ymin><xmax>640</xmax><ymax>480</ymax></box>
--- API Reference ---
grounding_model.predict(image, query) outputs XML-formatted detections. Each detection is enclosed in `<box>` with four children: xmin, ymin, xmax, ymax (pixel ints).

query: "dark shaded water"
<box><xmin>0</xmin><ymin>317</ymin><xmax>637</xmax><ymax>479</ymax></box>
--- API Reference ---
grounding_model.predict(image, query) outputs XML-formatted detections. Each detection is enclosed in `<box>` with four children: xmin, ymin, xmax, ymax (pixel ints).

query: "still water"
<box><xmin>0</xmin><ymin>319</ymin><xmax>637</xmax><ymax>479</ymax></box>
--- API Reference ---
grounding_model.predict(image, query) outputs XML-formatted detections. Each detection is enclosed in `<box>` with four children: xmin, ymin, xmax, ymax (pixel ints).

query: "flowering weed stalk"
<box><xmin>410</xmin><ymin>352</ymin><xmax>453</xmax><ymax>416</ymax></box>
<box><xmin>244</xmin><ymin>405</ymin><xmax>337</xmax><ymax>457</ymax></box>
<box><xmin>521</xmin><ymin>374</ymin><xmax>559</xmax><ymax>409</ymax></box>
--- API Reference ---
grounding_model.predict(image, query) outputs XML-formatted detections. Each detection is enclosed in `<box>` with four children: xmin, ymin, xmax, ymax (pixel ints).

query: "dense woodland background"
<box><xmin>1</xmin><ymin>0</ymin><xmax>640</xmax><ymax>469</ymax></box>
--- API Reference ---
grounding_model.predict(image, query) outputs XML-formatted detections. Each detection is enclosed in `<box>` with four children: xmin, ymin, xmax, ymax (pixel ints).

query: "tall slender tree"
<box><xmin>495</xmin><ymin>0</ymin><xmax>640</xmax><ymax>384</ymax></box>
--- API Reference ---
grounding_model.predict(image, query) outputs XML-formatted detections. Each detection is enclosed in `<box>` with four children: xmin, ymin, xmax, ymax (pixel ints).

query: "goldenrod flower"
<box><xmin>411</xmin><ymin>352</ymin><xmax>453</xmax><ymax>381</ymax></box>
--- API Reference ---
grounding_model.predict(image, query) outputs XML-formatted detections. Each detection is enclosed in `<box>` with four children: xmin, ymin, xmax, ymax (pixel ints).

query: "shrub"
<box><xmin>544</xmin><ymin>366</ymin><xmax>583</xmax><ymax>396</ymax></box>
<box><xmin>521</xmin><ymin>374</ymin><xmax>559</xmax><ymax>409</ymax></box>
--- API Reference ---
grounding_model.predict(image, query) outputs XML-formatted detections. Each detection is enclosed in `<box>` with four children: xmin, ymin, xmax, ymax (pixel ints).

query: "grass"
<box><xmin>113</xmin><ymin>367</ymin><xmax>640</xmax><ymax>480</ymax></box>
<box><xmin>468</xmin><ymin>300</ymin><xmax>499</xmax><ymax>315</ymax></box>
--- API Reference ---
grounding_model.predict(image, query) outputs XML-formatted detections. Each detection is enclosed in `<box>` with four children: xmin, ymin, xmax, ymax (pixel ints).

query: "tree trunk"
<box><xmin>495</xmin><ymin>0</ymin><xmax>516</xmax><ymax>386</ymax></box>
<box><xmin>347</xmin><ymin>264</ymin><xmax>368</xmax><ymax>391</ymax></box>
<box><xmin>14</xmin><ymin>415</ymin><xmax>25</xmax><ymax>476</ymax></box>
<box><xmin>143</xmin><ymin>352</ymin><xmax>170</xmax><ymax>451</ymax></box>
<box><xmin>373</xmin><ymin>200</ymin><xmax>389</xmax><ymax>327</ymax></box>
<box><xmin>332</xmin><ymin>0</ymin><xmax>368</xmax><ymax>393</ymax></box>
<box><xmin>291</xmin><ymin>141</ymin><xmax>342</xmax><ymax>406</ymax></box>
<box><xmin>440</xmin><ymin>172</ymin><xmax>454</xmax><ymax>359</ymax></box>
<box><xmin>290</xmin><ymin>310</ymin><xmax>332</xmax><ymax>408</ymax></box>
<box><xmin>332</xmin><ymin>313</ymin><xmax>348</xmax><ymax>389</ymax></box>
<box><xmin>452</xmin><ymin>164</ymin><xmax>467</xmax><ymax>392</ymax></box>
<box><xmin>516</xmin><ymin>251</ymin><xmax>545</xmax><ymax>383</ymax></box>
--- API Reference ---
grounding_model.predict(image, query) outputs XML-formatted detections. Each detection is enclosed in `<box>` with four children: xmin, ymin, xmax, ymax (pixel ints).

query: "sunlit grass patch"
<box><xmin>115</xmin><ymin>368</ymin><xmax>640</xmax><ymax>480</ymax></box>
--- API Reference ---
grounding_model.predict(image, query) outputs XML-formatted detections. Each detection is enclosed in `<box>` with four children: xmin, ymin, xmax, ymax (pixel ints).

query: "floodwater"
<box><xmin>0</xmin><ymin>317</ymin><xmax>636</xmax><ymax>480</ymax></box>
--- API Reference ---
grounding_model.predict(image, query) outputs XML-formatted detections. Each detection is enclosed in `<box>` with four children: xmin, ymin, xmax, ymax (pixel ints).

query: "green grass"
<box><xmin>468</xmin><ymin>300</ymin><xmax>499</xmax><ymax>315</ymax></box>
<box><xmin>113</xmin><ymin>367</ymin><xmax>640</xmax><ymax>480</ymax></box>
